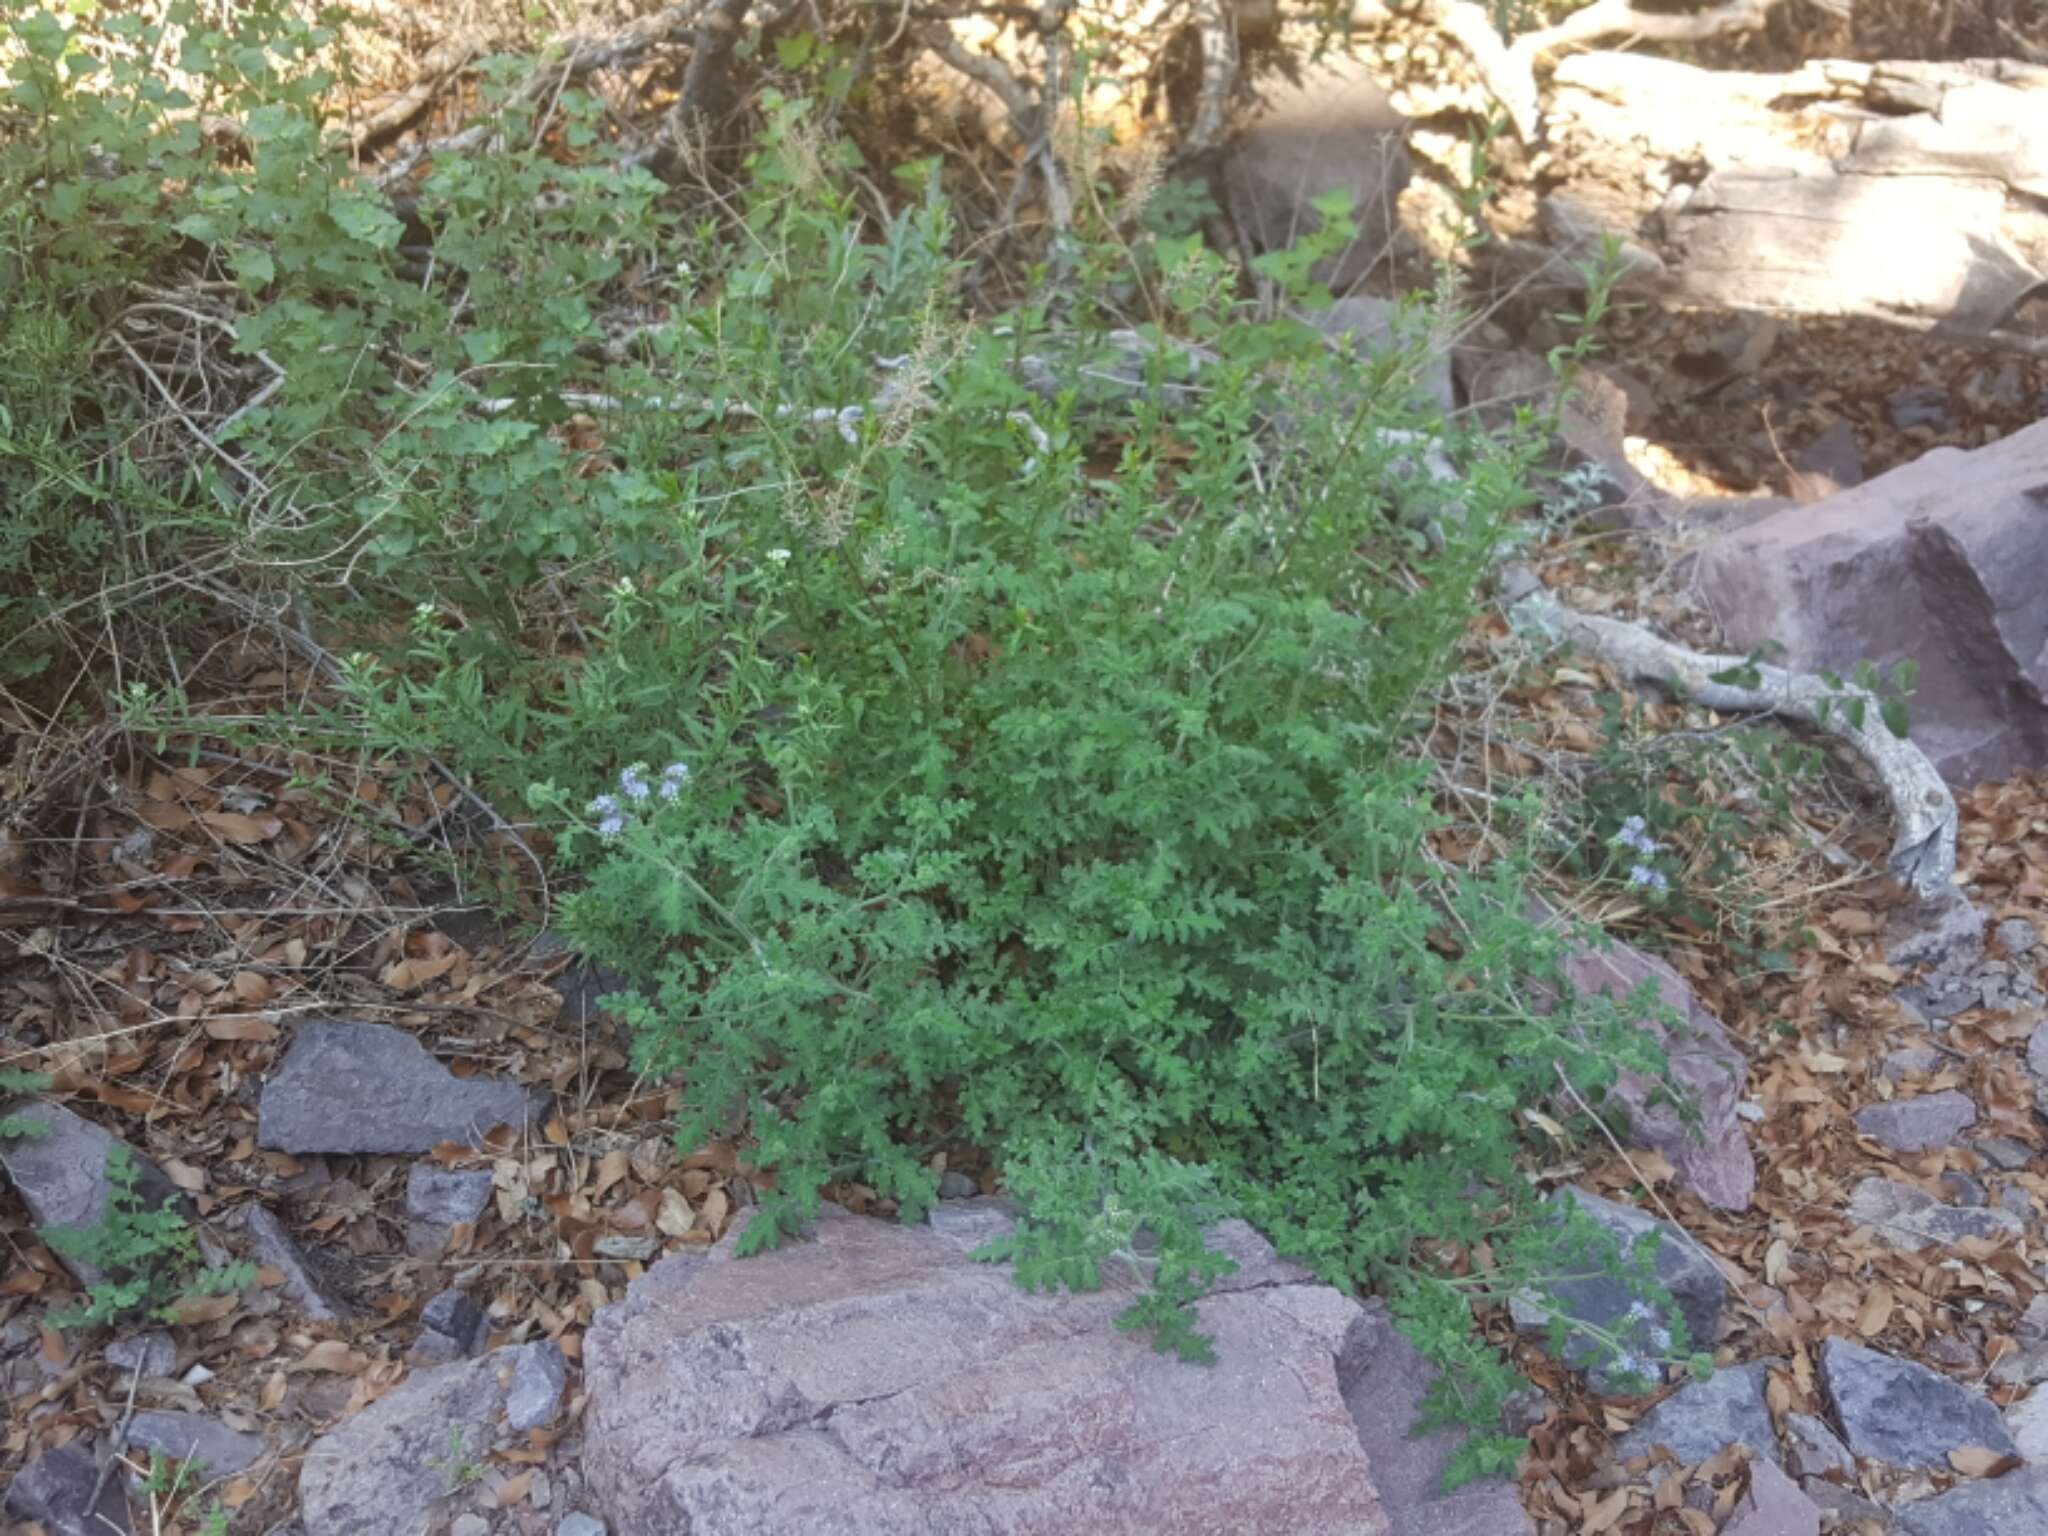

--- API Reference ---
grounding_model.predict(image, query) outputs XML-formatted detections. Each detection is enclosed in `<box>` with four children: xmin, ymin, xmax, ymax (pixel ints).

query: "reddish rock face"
<box><xmin>581</xmin><ymin>1205</ymin><xmax>1524</xmax><ymax>1536</ymax></box>
<box><xmin>1697</xmin><ymin>419</ymin><xmax>2048</xmax><ymax>789</ymax></box>
<box><xmin>1553</xmin><ymin>936</ymin><xmax>1757</xmax><ymax>1212</ymax></box>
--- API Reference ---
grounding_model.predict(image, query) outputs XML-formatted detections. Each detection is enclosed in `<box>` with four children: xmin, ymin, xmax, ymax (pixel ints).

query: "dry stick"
<box><xmin>349</xmin><ymin>33</ymin><xmax>483</xmax><ymax>156</ymax></box>
<box><xmin>84</xmin><ymin>1364</ymin><xmax>144</xmax><ymax>1532</ymax></box>
<box><xmin>1501</xmin><ymin>567</ymin><xmax>1959</xmax><ymax>904</ymax></box>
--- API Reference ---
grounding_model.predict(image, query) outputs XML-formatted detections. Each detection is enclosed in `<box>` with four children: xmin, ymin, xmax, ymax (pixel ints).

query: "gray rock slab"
<box><xmin>257</xmin><ymin>1019</ymin><xmax>541</xmax><ymax>1155</ymax></box>
<box><xmin>0</xmin><ymin>1102</ymin><xmax>182</xmax><ymax>1289</ymax></box>
<box><xmin>2000</xmin><ymin>918</ymin><xmax>2040</xmax><ymax>958</ymax></box>
<box><xmin>2009</xmin><ymin>1388</ymin><xmax>2048</xmax><ymax>1462</ymax></box>
<box><xmin>557</xmin><ymin>1516</ymin><xmax>607</xmax><ymax>1536</ymax></box>
<box><xmin>122</xmin><ymin>1410</ymin><xmax>267</xmax><ymax>1477</ymax></box>
<box><xmin>417</xmin><ymin>1289</ymin><xmax>490</xmax><ymax>1360</ymax></box>
<box><xmin>1846</xmin><ymin>1176</ymin><xmax>2023</xmax><ymax>1252</ymax></box>
<box><xmin>1821</xmin><ymin>1337</ymin><xmax>2017</xmax><ymax>1470</ymax></box>
<box><xmin>3</xmin><ymin>1438</ymin><xmax>134</xmax><ymax>1536</ymax></box>
<box><xmin>1307</xmin><ymin>297</ymin><xmax>1456</xmax><ymax>415</ymax></box>
<box><xmin>1513</xmin><ymin>1188</ymin><xmax>1727</xmax><ymax>1389</ymax></box>
<box><xmin>105</xmin><ymin>1330</ymin><xmax>177</xmax><ymax>1381</ymax></box>
<box><xmin>505</xmin><ymin>1340</ymin><xmax>568</xmax><ymax>1432</ymax></box>
<box><xmin>1894</xmin><ymin>1465</ymin><xmax>2048</xmax><ymax>1536</ymax></box>
<box><xmin>298</xmin><ymin>1351</ymin><xmax>515</xmax><ymax>1536</ymax></box>
<box><xmin>583</xmin><ymin>1203</ymin><xmax>1421</xmax><ymax>1536</ymax></box>
<box><xmin>233</xmin><ymin>1204</ymin><xmax>348</xmax><ymax>1322</ymax></box>
<box><xmin>1616</xmin><ymin>1361</ymin><xmax>1776</xmax><ymax>1465</ymax></box>
<box><xmin>2031</xmin><ymin>1019</ymin><xmax>2048</xmax><ymax>1079</ymax></box>
<box><xmin>1853</xmin><ymin>1090</ymin><xmax>1978</xmax><ymax>1153</ymax></box>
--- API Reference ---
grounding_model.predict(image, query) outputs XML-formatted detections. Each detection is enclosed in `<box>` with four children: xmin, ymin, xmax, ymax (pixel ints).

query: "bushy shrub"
<box><xmin>8</xmin><ymin>2</ymin><xmax>1691</xmax><ymax>1464</ymax></box>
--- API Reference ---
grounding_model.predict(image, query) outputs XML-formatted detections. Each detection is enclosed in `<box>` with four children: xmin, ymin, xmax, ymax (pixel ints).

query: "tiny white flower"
<box><xmin>414</xmin><ymin>601</ymin><xmax>437</xmax><ymax>618</ymax></box>
<box><xmin>766</xmin><ymin>547</ymin><xmax>792</xmax><ymax>564</ymax></box>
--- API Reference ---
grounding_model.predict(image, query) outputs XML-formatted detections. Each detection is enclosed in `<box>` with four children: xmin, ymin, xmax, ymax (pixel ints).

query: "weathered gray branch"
<box><xmin>1504</xmin><ymin>568</ymin><xmax>1958</xmax><ymax>901</ymax></box>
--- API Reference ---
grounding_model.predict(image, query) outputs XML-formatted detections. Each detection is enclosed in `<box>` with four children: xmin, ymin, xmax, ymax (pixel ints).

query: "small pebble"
<box><xmin>558</xmin><ymin>1516</ymin><xmax>607</xmax><ymax>1536</ymax></box>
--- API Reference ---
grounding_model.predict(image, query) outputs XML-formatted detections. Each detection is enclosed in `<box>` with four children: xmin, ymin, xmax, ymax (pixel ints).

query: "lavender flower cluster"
<box><xmin>588</xmin><ymin>761</ymin><xmax>690</xmax><ymax>840</ymax></box>
<box><xmin>1612</xmin><ymin>815</ymin><xmax>1668</xmax><ymax>894</ymax></box>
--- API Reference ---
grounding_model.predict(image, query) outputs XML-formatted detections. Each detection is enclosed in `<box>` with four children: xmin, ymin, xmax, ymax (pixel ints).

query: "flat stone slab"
<box><xmin>122</xmin><ymin>1410</ymin><xmax>267</xmax><ymax>1477</ymax></box>
<box><xmin>1615</xmin><ymin>1361</ymin><xmax>1776</xmax><ymax>1465</ymax></box>
<box><xmin>1821</xmin><ymin>1337</ymin><xmax>2017</xmax><ymax>1471</ymax></box>
<box><xmin>583</xmin><ymin>1203</ymin><xmax>1494</xmax><ymax>1536</ymax></box>
<box><xmin>1852</xmin><ymin>1090</ymin><xmax>1977</xmax><ymax>1153</ymax></box>
<box><xmin>0</xmin><ymin>1102</ymin><xmax>181</xmax><ymax>1289</ymax></box>
<box><xmin>257</xmin><ymin>1019</ymin><xmax>541</xmax><ymax>1154</ymax></box>
<box><xmin>1894</xmin><ymin>1464</ymin><xmax>2048</xmax><ymax>1536</ymax></box>
<box><xmin>3</xmin><ymin>1439</ymin><xmax>133</xmax><ymax>1536</ymax></box>
<box><xmin>299</xmin><ymin>1350</ymin><xmax>517</xmax><ymax>1536</ymax></box>
<box><xmin>1845</xmin><ymin>1176</ymin><xmax>2023</xmax><ymax>1252</ymax></box>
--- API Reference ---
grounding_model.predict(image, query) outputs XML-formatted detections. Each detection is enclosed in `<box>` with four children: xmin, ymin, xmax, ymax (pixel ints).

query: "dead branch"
<box><xmin>1503</xmin><ymin>568</ymin><xmax>1958</xmax><ymax>903</ymax></box>
<box><xmin>673</xmin><ymin>0</ymin><xmax>757</xmax><ymax>133</ymax></box>
<box><xmin>373</xmin><ymin>1</ymin><xmax>710</xmax><ymax>188</ymax></box>
<box><xmin>1511</xmin><ymin>0</ymin><xmax>1787</xmax><ymax>63</ymax></box>
<box><xmin>350</xmin><ymin>33</ymin><xmax>482</xmax><ymax>156</ymax></box>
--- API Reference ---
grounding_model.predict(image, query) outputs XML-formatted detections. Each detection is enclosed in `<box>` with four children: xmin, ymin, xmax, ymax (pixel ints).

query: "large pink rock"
<box><xmin>583</xmin><ymin>1202</ymin><xmax>1529</xmax><ymax>1536</ymax></box>
<box><xmin>1696</xmin><ymin>419</ymin><xmax>2048</xmax><ymax>788</ymax></box>
<box><xmin>1556</xmin><ymin>937</ymin><xmax>1756</xmax><ymax>1211</ymax></box>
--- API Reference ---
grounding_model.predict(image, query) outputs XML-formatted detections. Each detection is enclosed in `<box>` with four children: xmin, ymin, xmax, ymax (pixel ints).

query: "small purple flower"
<box><xmin>658</xmin><ymin>761</ymin><xmax>690</xmax><ymax>801</ymax></box>
<box><xmin>1614</xmin><ymin>815</ymin><xmax>1660</xmax><ymax>857</ymax></box>
<box><xmin>619</xmin><ymin>763</ymin><xmax>652</xmax><ymax>803</ymax></box>
<box><xmin>587</xmin><ymin>793</ymin><xmax>622</xmax><ymax>817</ymax></box>
<box><xmin>1628</xmin><ymin>864</ymin><xmax>1669</xmax><ymax>894</ymax></box>
<box><xmin>597</xmin><ymin>813</ymin><xmax>628</xmax><ymax>841</ymax></box>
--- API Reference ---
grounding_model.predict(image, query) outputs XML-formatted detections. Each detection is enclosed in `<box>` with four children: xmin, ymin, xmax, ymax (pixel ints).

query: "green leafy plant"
<box><xmin>42</xmin><ymin>1145</ymin><xmax>256</xmax><ymax>1329</ymax></box>
<box><xmin>0</xmin><ymin>1069</ymin><xmax>53</xmax><ymax>1139</ymax></box>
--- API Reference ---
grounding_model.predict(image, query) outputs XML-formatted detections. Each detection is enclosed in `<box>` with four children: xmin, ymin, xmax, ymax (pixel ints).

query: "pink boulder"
<box><xmin>1556</xmin><ymin>936</ymin><xmax>1756</xmax><ymax>1211</ymax></box>
<box><xmin>583</xmin><ymin>1202</ymin><xmax>1531</xmax><ymax>1536</ymax></box>
<box><xmin>1696</xmin><ymin>419</ymin><xmax>2048</xmax><ymax>788</ymax></box>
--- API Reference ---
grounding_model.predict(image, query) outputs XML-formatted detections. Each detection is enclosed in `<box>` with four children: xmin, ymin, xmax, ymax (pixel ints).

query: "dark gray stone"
<box><xmin>257</xmin><ymin>1019</ymin><xmax>541</xmax><ymax>1155</ymax></box>
<box><xmin>1512</xmin><ymin>1188</ymin><xmax>1727</xmax><ymax>1391</ymax></box>
<box><xmin>1888</xmin><ymin>386</ymin><xmax>1951</xmax><ymax>432</ymax></box>
<box><xmin>1821</xmin><ymin>1337</ymin><xmax>2017</xmax><ymax>1470</ymax></box>
<box><xmin>1307</xmin><ymin>297</ymin><xmax>1456</xmax><ymax>415</ymax></box>
<box><xmin>122</xmin><ymin>1410</ymin><xmax>267</xmax><ymax>1477</ymax></box>
<box><xmin>233</xmin><ymin>1204</ymin><xmax>348</xmax><ymax>1322</ymax></box>
<box><xmin>3</xmin><ymin>1438</ymin><xmax>134</xmax><ymax>1536</ymax></box>
<box><xmin>1894</xmin><ymin>1465</ymin><xmax>2048</xmax><ymax>1536</ymax></box>
<box><xmin>2000</xmin><ymin>918</ymin><xmax>2040</xmax><ymax>958</ymax></box>
<box><xmin>1885</xmin><ymin>1046</ymin><xmax>1946</xmax><ymax>1079</ymax></box>
<box><xmin>418</xmin><ymin>1288</ymin><xmax>490</xmax><ymax>1360</ymax></box>
<box><xmin>1975</xmin><ymin>1137</ymin><xmax>2036</xmax><ymax>1171</ymax></box>
<box><xmin>505</xmin><ymin>1340</ymin><xmax>568</xmax><ymax>1432</ymax></box>
<box><xmin>1615</xmin><ymin>1361</ymin><xmax>1776</xmax><ymax>1464</ymax></box>
<box><xmin>1853</xmin><ymin>1090</ymin><xmax>1978</xmax><ymax>1152</ymax></box>
<box><xmin>2030</xmin><ymin>1019</ymin><xmax>2048</xmax><ymax>1079</ymax></box>
<box><xmin>936</xmin><ymin>1170</ymin><xmax>978</xmax><ymax>1200</ymax></box>
<box><xmin>0</xmin><ymin>1103</ymin><xmax>182</xmax><ymax>1290</ymax></box>
<box><xmin>104</xmin><ymin>1330</ymin><xmax>177</xmax><ymax>1380</ymax></box>
<box><xmin>925</xmin><ymin>1196</ymin><xmax>1020</xmax><ymax>1252</ymax></box>
<box><xmin>1941</xmin><ymin>1170</ymin><xmax>1988</xmax><ymax>1207</ymax></box>
<box><xmin>406</xmin><ymin>1165</ymin><xmax>494</xmax><ymax>1228</ymax></box>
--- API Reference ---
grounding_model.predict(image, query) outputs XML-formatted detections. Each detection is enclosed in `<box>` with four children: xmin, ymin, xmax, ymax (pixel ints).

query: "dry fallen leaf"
<box><xmin>1948</xmin><ymin>1446</ymin><xmax>2023</xmax><ymax>1478</ymax></box>
<box><xmin>202</xmin><ymin>811</ymin><xmax>284</xmax><ymax>844</ymax></box>
<box><xmin>206</xmin><ymin>1014</ymin><xmax>280</xmax><ymax>1043</ymax></box>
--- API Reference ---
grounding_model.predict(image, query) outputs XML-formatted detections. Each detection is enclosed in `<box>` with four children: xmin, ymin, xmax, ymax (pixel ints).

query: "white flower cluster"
<box><xmin>588</xmin><ymin>761</ymin><xmax>690</xmax><ymax>840</ymax></box>
<box><xmin>1613</xmin><ymin>816</ymin><xmax>1669</xmax><ymax>894</ymax></box>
